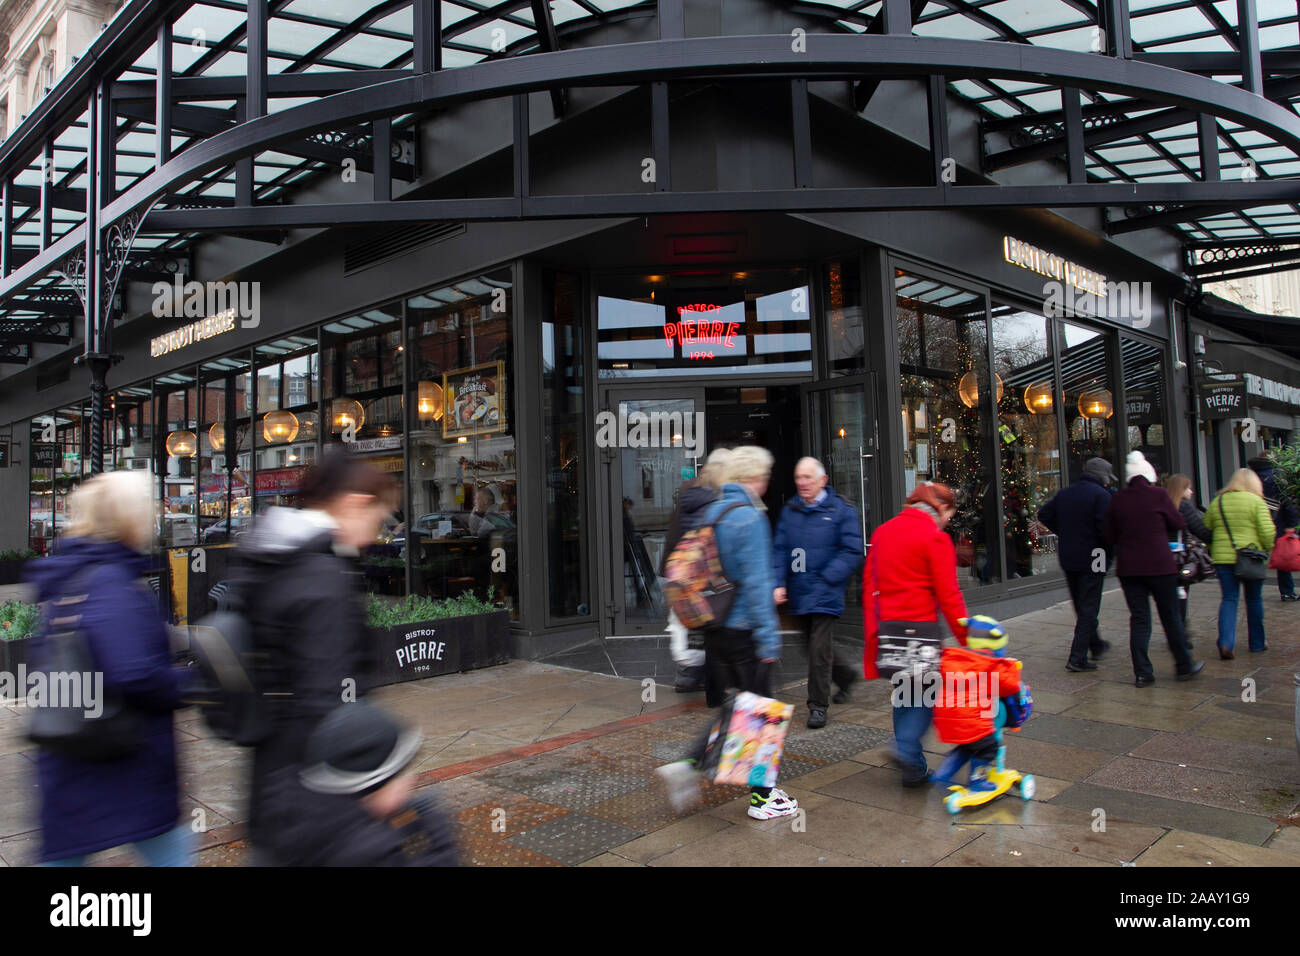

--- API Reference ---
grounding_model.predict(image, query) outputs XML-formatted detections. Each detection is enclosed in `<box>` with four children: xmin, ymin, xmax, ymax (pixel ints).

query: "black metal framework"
<box><xmin>0</xmin><ymin>0</ymin><xmax>1298</xmax><ymax>471</ymax></box>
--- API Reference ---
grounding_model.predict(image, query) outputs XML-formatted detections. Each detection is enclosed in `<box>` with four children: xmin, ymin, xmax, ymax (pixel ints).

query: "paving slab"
<box><xmin>1135</xmin><ymin>829</ymin><xmax>1300</xmax><ymax>867</ymax></box>
<box><xmin>1016</xmin><ymin>712</ymin><xmax>1157</xmax><ymax>754</ymax></box>
<box><xmin>1049</xmin><ymin>782</ymin><xmax>1278</xmax><ymax>845</ymax></box>
<box><xmin>1001</xmin><ymin>734</ymin><xmax>1117</xmax><ymax>781</ymax></box>
<box><xmin>765</xmin><ymin>798</ymin><xmax>981</xmax><ymax>865</ymax></box>
<box><xmin>1127</xmin><ymin>731</ymin><xmax>1300</xmax><ymax>785</ymax></box>
<box><xmin>1082</xmin><ymin>755</ymin><xmax>1298</xmax><ymax>817</ymax></box>
<box><xmin>578</xmin><ymin>852</ymin><xmax>645</xmax><ymax>866</ymax></box>
<box><xmin>935</xmin><ymin>831</ymin><xmax>1114</xmax><ymax>867</ymax></box>
<box><xmin>506</xmin><ymin>812</ymin><xmax>644</xmax><ymax>865</ymax></box>
<box><xmin>1063</xmin><ymin>698</ymin><xmax>1210</xmax><ymax>732</ymax></box>
<box><xmin>647</xmin><ymin>825</ymin><xmax>870</xmax><ymax>867</ymax></box>
<box><xmin>813</xmin><ymin>765</ymin><xmax>959</xmax><ymax>818</ymax></box>
<box><xmin>604</xmin><ymin>814</ymin><xmax>732</xmax><ymax>863</ymax></box>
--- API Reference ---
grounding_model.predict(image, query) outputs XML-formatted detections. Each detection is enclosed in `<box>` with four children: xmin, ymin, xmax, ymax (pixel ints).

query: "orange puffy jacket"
<box><xmin>931</xmin><ymin>647</ymin><xmax>1023</xmax><ymax>745</ymax></box>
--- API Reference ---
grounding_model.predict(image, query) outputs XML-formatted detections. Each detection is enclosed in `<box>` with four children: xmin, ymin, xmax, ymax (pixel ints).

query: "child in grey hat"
<box><xmin>260</xmin><ymin>702</ymin><xmax>458</xmax><ymax>866</ymax></box>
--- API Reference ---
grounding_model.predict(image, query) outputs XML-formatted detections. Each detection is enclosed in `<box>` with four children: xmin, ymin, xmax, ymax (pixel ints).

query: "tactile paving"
<box><xmin>507</xmin><ymin>812</ymin><xmax>645</xmax><ymax>866</ymax></box>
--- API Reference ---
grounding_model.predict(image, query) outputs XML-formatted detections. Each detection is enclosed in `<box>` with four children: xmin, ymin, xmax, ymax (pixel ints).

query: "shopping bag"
<box><xmin>1269</xmin><ymin>531</ymin><xmax>1300</xmax><ymax>573</ymax></box>
<box><xmin>698</xmin><ymin>691</ymin><xmax>794</xmax><ymax>789</ymax></box>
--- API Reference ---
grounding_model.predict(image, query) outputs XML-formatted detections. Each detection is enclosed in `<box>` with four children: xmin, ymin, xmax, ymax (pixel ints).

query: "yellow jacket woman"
<box><xmin>1203</xmin><ymin>469</ymin><xmax>1276</xmax><ymax>658</ymax></box>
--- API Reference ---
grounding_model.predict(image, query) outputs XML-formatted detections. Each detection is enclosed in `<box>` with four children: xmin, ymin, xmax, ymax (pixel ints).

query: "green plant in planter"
<box><xmin>366</xmin><ymin>592</ymin><xmax>500</xmax><ymax>629</ymax></box>
<box><xmin>1</xmin><ymin>601</ymin><xmax>41</xmax><ymax>641</ymax></box>
<box><xmin>1267</xmin><ymin>443</ymin><xmax>1300</xmax><ymax>507</ymax></box>
<box><xmin>0</xmin><ymin>549</ymin><xmax>38</xmax><ymax>562</ymax></box>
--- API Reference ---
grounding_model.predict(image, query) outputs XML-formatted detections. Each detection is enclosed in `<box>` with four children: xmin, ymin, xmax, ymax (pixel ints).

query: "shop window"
<box><xmin>323</xmin><ymin>308</ymin><xmax>405</xmax><ymax>597</ymax></box>
<box><xmin>198</xmin><ymin>356</ymin><xmax>252</xmax><ymax>546</ymax></box>
<box><xmin>896</xmin><ymin>269</ymin><xmax>1001</xmax><ymax>591</ymax></box>
<box><xmin>254</xmin><ymin>337</ymin><xmax>320</xmax><ymax>517</ymax></box>
<box><xmin>596</xmin><ymin>269</ymin><xmax>811</xmax><ymax>378</ymax></box>
<box><xmin>156</xmin><ymin>373</ymin><xmax>199</xmax><ymax>551</ymax></box>
<box><xmin>823</xmin><ymin>258</ymin><xmax>864</xmax><ymax>375</ymax></box>
<box><xmin>1121</xmin><ymin>338</ymin><xmax>1168</xmax><ymax>479</ymax></box>
<box><xmin>29</xmin><ymin>407</ymin><xmax>86</xmax><ymax>555</ymax></box>
<box><xmin>1061</xmin><ymin>322</ymin><xmax>1117</xmax><ymax>483</ymax></box>
<box><xmin>406</xmin><ymin>271</ymin><xmax>517</xmax><ymax>618</ymax></box>
<box><xmin>543</xmin><ymin>271</ymin><xmax>590</xmax><ymax>621</ymax></box>
<box><xmin>992</xmin><ymin>306</ymin><xmax>1063</xmax><ymax>580</ymax></box>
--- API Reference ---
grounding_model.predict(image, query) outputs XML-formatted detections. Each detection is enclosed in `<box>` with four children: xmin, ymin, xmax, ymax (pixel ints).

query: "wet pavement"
<box><xmin>1</xmin><ymin>579</ymin><xmax>1298</xmax><ymax>866</ymax></box>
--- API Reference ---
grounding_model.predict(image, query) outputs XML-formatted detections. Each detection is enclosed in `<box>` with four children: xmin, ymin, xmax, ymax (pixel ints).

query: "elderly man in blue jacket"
<box><xmin>772</xmin><ymin>457</ymin><xmax>864</xmax><ymax>729</ymax></box>
<box><xmin>1038</xmin><ymin>457</ymin><xmax>1116</xmax><ymax>672</ymax></box>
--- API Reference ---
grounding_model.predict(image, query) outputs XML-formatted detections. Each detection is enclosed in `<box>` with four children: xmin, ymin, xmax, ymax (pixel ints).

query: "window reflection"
<box><xmin>993</xmin><ymin>306</ymin><xmax>1063</xmax><ymax>579</ymax></box>
<box><xmin>1061</xmin><ymin>322</ymin><xmax>1117</xmax><ymax>483</ymax></box>
<box><xmin>896</xmin><ymin>269</ymin><xmax>1001</xmax><ymax>591</ymax></box>
<box><xmin>406</xmin><ymin>270</ymin><xmax>517</xmax><ymax>619</ymax></box>
<box><xmin>597</xmin><ymin>270</ymin><xmax>811</xmax><ymax>377</ymax></box>
<box><xmin>1122</xmin><ymin>339</ymin><xmax>1168</xmax><ymax>479</ymax></box>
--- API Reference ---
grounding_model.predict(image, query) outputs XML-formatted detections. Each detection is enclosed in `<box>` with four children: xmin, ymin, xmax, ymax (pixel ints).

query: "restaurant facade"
<box><xmin>2</xmin><ymin>0</ymin><xmax>1300</xmax><ymax>655</ymax></box>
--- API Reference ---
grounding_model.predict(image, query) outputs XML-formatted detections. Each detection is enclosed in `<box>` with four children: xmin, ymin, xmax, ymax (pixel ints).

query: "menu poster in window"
<box><xmin>443</xmin><ymin>361</ymin><xmax>507</xmax><ymax>439</ymax></box>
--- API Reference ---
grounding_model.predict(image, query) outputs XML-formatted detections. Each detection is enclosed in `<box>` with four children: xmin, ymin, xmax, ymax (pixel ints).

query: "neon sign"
<box><xmin>664</xmin><ymin>304</ymin><xmax>740</xmax><ymax>360</ymax></box>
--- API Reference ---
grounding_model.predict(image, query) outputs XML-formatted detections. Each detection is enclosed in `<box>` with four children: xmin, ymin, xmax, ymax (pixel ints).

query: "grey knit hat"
<box><xmin>1083</xmin><ymin>458</ymin><xmax>1115</xmax><ymax>483</ymax></box>
<box><xmin>299</xmin><ymin>702</ymin><xmax>423</xmax><ymax>797</ymax></box>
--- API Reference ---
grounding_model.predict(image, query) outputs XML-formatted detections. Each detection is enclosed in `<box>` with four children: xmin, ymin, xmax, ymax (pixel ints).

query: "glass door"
<box><xmin>600</xmin><ymin>386</ymin><xmax>707</xmax><ymax>634</ymax></box>
<box><xmin>802</xmin><ymin>377</ymin><xmax>874</xmax><ymax>614</ymax></box>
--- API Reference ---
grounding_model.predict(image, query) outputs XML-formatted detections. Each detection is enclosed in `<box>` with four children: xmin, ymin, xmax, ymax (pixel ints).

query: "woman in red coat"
<box><xmin>863</xmin><ymin>483</ymin><xmax>970</xmax><ymax>787</ymax></box>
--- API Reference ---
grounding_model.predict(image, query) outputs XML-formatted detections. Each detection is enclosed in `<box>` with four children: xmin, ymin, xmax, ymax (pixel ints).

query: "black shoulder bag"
<box><xmin>1218</xmin><ymin>497</ymin><xmax>1269</xmax><ymax>582</ymax></box>
<box><xmin>27</xmin><ymin>568</ymin><xmax>142</xmax><ymax>760</ymax></box>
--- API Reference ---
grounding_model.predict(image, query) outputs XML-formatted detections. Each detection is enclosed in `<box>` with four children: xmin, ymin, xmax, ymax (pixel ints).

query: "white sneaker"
<box><xmin>655</xmin><ymin>760</ymin><xmax>701</xmax><ymax>814</ymax></box>
<box><xmin>747</xmin><ymin>787</ymin><xmax>799</xmax><ymax>820</ymax></box>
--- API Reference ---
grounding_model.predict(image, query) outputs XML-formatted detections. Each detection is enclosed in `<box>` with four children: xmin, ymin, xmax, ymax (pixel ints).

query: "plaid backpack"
<box><xmin>662</xmin><ymin>502</ymin><xmax>747</xmax><ymax>629</ymax></box>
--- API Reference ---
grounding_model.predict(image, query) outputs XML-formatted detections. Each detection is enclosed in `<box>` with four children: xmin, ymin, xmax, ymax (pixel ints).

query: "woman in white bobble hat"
<box><xmin>1102</xmin><ymin>451</ymin><xmax>1205</xmax><ymax>686</ymax></box>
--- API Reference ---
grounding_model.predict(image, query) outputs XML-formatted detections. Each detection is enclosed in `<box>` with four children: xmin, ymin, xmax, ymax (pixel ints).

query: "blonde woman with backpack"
<box><xmin>1204</xmin><ymin>468</ymin><xmax>1276</xmax><ymax>658</ymax></box>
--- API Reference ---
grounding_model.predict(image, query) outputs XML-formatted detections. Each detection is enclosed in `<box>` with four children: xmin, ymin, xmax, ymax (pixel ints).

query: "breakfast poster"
<box><xmin>442</xmin><ymin>361</ymin><xmax>507</xmax><ymax>439</ymax></box>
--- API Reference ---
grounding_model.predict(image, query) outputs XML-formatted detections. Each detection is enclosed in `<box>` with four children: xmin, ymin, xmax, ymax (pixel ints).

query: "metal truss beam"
<box><xmin>138</xmin><ymin>180</ymin><xmax>1300</xmax><ymax>234</ymax></box>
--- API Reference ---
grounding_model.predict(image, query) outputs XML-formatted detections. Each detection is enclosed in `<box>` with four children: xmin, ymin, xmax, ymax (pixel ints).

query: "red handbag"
<box><xmin>1269</xmin><ymin>530</ymin><xmax>1300</xmax><ymax>572</ymax></box>
<box><xmin>955</xmin><ymin>536</ymin><xmax>975</xmax><ymax>568</ymax></box>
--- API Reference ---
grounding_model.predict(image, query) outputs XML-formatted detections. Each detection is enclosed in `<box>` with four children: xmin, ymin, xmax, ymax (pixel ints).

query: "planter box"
<box><xmin>0</xmin><ymin>637</ymin><xmax>32</xmax><ymax>676</ymax></box>
<box><xmin>0</xmin><ymin>560</ymin><xmax>27</xmax><ymax>586</ymax></box>
<box><xmin>370</xmin><ymin>610</ymin><xmax>509</xmax><ymax>687</ymax></box>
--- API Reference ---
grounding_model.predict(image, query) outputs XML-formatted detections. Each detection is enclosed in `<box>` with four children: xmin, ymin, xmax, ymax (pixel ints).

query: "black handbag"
<box><xmin>870</xmin><ymin>550</ymin><xmax>944</xmax><ymax>680</ymax></box>
<box><xmin>27</xmin><ymin>569</ymin><xmax>142</xmax><ymax>761</ymax></box>
<box><xmin>1218</xmin><ymin>498</ymin><xmax>1269</xmax><ymax>582</ymax></box>
<box><xmin>1173</xmin><ymin>533</ymin><xmax>1215</xmax><ymax>584</ymax></box>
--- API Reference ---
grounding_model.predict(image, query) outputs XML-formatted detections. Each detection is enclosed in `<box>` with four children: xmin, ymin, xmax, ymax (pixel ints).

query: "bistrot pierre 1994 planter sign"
<box><xmin>370</xmin><ymin>610</ymin><xmax>510</xmax><ymax>687</ymax></box>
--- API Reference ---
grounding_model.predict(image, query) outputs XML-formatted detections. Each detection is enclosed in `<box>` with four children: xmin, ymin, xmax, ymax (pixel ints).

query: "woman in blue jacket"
<box><xmin>656</xmin><ymin>446</ymin><xmax>800</xmax><ymax>822</ymax></box>
<box><xmin>26</xmin><ymin>471</ymin><xmax>192</xmax><ymax>866</ymax></box>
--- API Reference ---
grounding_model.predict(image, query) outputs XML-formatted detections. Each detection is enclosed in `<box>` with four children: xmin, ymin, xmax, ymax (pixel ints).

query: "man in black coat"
<box><xmin>1038</xmin><ymin>458</ymin><xmax>1116</xmax><ymax>672</ymax></box>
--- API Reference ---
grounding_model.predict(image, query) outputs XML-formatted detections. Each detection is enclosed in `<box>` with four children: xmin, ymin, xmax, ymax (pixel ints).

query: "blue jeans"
<box><xmin>1278</xmin><ymin>569</ymin><xmax>1295</xmax><ymax>598</ymax></box>
<box><xmin>1216</xmin><ymin>565</ymin><xmax>1266</xmax><ymax>653</ymax></box>
<box><xmin>42</xmin><ymin>823</ymin><xmax>194</xmax><ymax>867</ymax></box>
<box><xmin>892</xmin><ymin>699</ymin><xmax>933</xmax><ymax>782</ymax></box>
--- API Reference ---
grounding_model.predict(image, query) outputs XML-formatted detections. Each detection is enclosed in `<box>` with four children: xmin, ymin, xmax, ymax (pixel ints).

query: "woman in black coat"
<box><xmin>1165</xmin><ymin>474</ymin><xmax>1212</xmax><ymax>636</ymax></box>
<box><xmin>234</xmin><ymin>448</ymin><xmax>398</xmax><ymax>857</ymax></box>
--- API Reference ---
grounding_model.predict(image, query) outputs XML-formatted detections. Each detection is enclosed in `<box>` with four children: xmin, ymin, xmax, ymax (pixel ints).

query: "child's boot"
<box><xmin>968</xmin><ymin>758</ymin><xmax>998</xmax><ymax>793</ymax></box>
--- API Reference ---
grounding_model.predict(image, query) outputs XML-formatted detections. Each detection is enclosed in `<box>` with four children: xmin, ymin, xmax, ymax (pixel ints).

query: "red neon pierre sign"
<box><xmin>664</xmin><ymin>304</ymin><xmax>740</xmax><ymax>360</ymax></box>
